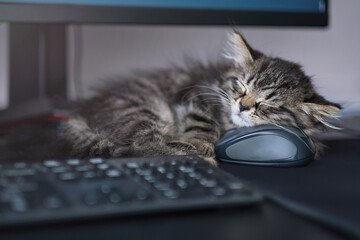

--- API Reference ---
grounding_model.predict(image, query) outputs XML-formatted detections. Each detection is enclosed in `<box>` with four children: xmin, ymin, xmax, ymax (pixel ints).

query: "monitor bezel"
<box><xmin>0</xmin><ymin>1</ymin><xmax>328</xmax><ymax>26</ymax></box>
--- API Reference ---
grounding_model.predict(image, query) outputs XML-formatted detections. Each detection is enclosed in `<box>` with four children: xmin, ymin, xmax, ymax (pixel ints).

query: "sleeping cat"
<box><xmin>63</xmin><ymin>32</ymin><xmax>341</xmax><ymax>164</ymax></box>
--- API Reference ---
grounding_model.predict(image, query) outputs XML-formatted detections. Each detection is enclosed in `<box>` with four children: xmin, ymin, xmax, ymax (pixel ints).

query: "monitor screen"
<box><xmin>0</xmin><ymin>0</ymin><xmax>326</xmax><ymax>12</ymax></box>
<box><xmin>0</xmin><ymin>0</ymin><xmax>328</xmax><ymax>26</ymax></box>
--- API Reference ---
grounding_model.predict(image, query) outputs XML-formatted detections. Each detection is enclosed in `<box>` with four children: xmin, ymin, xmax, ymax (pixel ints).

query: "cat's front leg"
<box><xmin>179</xmin><ymin>111</ymin><xmax>221</xmax><ymax>165</ymax></box>
<box><xmin>187</xmin><ymin>138</ymin><xmax>217</xmax><ymax>165</ymax></box>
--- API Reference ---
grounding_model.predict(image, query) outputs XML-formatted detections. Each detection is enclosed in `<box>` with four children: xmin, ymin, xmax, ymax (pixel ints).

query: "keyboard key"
<box><xmin>51</xmin><ymin>166</ymin><xmax>69</xmax><ymax>173</ymax></box>
<box><xmin>144</xmin><ymin>175</ymin><xmax>155</xmax><ymax>183</ymax></box>
<box><xmin>58</xmin><ymin>172</ymin><xmax>77</xmax><ymax>181</ymax></box>
<box><xmin>100</xmin><ymin>184</ymin><xmax>112</xmax><ymax>194</ymax></box>
<box><xmin>89</xmin><ymin>158</ymin><xmax>103</xmax><ymax>164</ymax></box>
<box><xmin>14</xmin><ymin>162</ymin><xmax>27</xmax><ymax>169</ymax></box>
<box><xmin>165</xmin><ymin>172</ymin><xmax>175</xmax><ymax>179</ymax></box>
<box><xmin>4</xmin><ymin>168</ymin><xmax>36</xmax><ymax>177</ymax></box>
<box><xmin>109</xmin><ymin>192</ymin><xmax>122</xmax><ymax>203</ymax></box>
<box><xmin>83</xmin><ymin>171</ymin><xmax>97</xmax><ymax>179</ymax></box>
<box><xmin>156</xmin><ymin>166</ymin><xmax>166</xmax><ymax>174</ymax></box>
<box><xmin>97</xmin><ymin>163</ymin><xmax>110</xmax><ymax>170</ymax></box>
<box><xmin>228</xmin><ymin>182</ymin><xmax>244</xmax><ymax>190</ymax></box>
<box><xmin>163</xmin><ymin>189</ymin><xmax>179</xmax><ymax>199</ymax></box>
<box><xmin>106</xmin><ymin>169</ymin><xmax>122</xmax><ymax>178</ymax></box>
<box><xmin>188</xmin><ymin>171</ymin><xmax>201</xmax><ymax>180</ymax></box>
<box><xmin>199</xmin><ymin>178</ymin><xmax>217</xmax><ymax>188</ymax></box>
<box><xmin>179</xmin><ymin>165</ymin><xmax>194</xmax><ymax>173</ymax></box>
<box><xmin>153</xmin><ymin>182</ymin><xmax>172</xmax><ymax>191</ymax></box>
<box><xmin>44</xmin><ymin>160</ymin><xmax>61</xmax><ymax>168</ymax></box>
<box><xmin>207</xmin><ymin>169</ymin><xmax>214</xmax><ymax>174</ymax></box>
<box><xmin>84</xmin><ymin>193</ymin><xmax>99</xmax><ymax>206</ymax></box>
<box><xmin>176</xmin><ymin>179</ymin><xmax>188</xmax><ymax>189</ymax></box>
<box><xmin>126</xmin><ymin>162</ymin><xmax>139</xmax><ymax>168</ymax></box>
<box><xmin>211</xmin><ymin>187</ymin><xmax>226</xmax><ymax>196</ymax></box>
<box><xmin>11</xmin><ymin>198</ymin><xmax>28</xmax><ymax>212</ymax></box>
<box><xmin>66</xmin><ymin>159</ymin><xmax>81</xmax><ymax>166</ymax></box>
<box><xmin>136</xmin><ymin>189</ymin><xmax>150</xmax><ymax>201</ymax></box>
<box><xmin>43</xmin><ymin>196</ymin><xmax>63</xmax><ymax>209</ymax></box>
<box><xmin>75</xmin><ymin>165</ymin><xmax>94</xmax><ymax>172</ymax></box>
<box><xmin>136</xmin><ymin>168</ymin><xmax>151</xmax><ymax>176</ymax></box>
<box><xmin>17</xmin><ymin>182</ymin><xmax>38</xmax><ymax>192</ymax></box>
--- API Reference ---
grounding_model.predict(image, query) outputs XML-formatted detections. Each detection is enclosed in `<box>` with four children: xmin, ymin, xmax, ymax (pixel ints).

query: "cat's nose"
<box><xmin>239</xmin><ymin>103</ymin><xmax>250</xmax><ymax>112</ymax></box>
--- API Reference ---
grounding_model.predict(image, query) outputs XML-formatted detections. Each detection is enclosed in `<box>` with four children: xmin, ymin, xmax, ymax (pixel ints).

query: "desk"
<box><xmin>0</xmin><ymin>202</ymin><xmax>345</xmax><ymax>240</ymax></box>
<box><xmin>0</xmin><ymin>121</ymin><xmax>356</xmax><ymax>240</ymax></box>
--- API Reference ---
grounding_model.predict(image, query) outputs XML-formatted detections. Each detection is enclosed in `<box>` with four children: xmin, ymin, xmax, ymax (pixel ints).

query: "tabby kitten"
<box><xmin>64</xmin><ymin>32</ymin><xmax>340</xmax><ymax>164</ymax></box>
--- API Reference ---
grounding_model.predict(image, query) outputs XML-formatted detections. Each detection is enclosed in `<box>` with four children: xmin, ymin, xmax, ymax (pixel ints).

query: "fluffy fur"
<box><xmin>63</xmin><ymin>32</ymin><xmax>341</xmax><ymax>164</ymax></box>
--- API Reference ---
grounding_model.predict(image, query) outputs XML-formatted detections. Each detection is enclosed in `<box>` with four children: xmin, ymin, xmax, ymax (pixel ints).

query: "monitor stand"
<box><xmin>0</xmin><ymin>23</ymin><xmax>67</xmax><ymax>124</ymax></box>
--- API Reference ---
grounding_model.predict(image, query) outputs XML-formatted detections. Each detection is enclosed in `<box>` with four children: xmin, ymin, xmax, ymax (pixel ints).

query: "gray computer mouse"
<box><xmin>215</xmin><ymin>124</ymin><xmax>316</xmax><ymax>167</ymax></box>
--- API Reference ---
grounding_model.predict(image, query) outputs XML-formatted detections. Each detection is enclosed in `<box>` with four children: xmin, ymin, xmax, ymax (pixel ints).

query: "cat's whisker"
<box><xmin>187</xmin><ymin>95</ymin><xmax>231</xmax><ymax>106</ymax></box>
<box><xmin>217</xmin><ymin>88</ymin><xmax>231</xmax><ymax>99</ymax></box>
<box><xmin>260</xmin><ymin>102</ymin><xmax>278</xmax><ymax>108</ymax></box>
<box><xmin>205</xmin><ymin>100</ymin><xmax>229</xmax><ymax>106</ymax></box>
<box><xmin>186</xmin><ymin>93</ymin><xmax>221</xmax><ymax>101</ymax></box>
<box><xmin>192</xmin><ymin>84</ymin><xmax>232</xmax><ymax>102</ymax></box>
<box><xmin>186</xmin><ymin>90</ymin><xmax>232</xmax><ymax>105</ymax></box>
<box><xmin>210</xmin><ymin>86</ymin><xmax>232</xmax><ymax>101</ymax></box>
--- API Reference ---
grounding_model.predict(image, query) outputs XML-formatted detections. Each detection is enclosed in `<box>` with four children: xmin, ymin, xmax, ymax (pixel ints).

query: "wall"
<box><xmin>69</xmin><ymin>0</ymin><xmax>360</xmax><ymax>113</ymax></box>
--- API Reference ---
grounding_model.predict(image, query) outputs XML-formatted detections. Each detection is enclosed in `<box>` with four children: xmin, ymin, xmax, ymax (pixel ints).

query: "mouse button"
<box><xmin>281</xmin><ymin>125</ymin><xmax>308</xmax><ymax>138</ymax></box>
<box><xmin>252</xmin><ymin>124</ymin><xmax>285</xmax><ymax>131</ymax></box>
<box><xmin>225</xmin><ymin>134</ymin><xmax>298</xmax><ymax>162</ymax></box>
<box><xmin>307</xmin><ymin>138</ymin><xmax>316</xmax><ymax>152</ymax></box>
<box><xmin>294</xmin><ymin>137</ymin><xmax>316</xmax><ymax>160</ymax></box>
<box><xmin>219</xmin><ymin>127</ymin><xmax>255</xmax><ymax>143</ymax></box>
<box><xmin>220</xmin><ymin>128</ymin><xmax>238</xmax><ymax>140</ymax></box>
<box><xmin>280</xmin><ymin>129</ymin><xmax>316</xmax><ymax>156</ymax></box>
<box><xmin>299</xmin><ymin>135</ymin><xmax>315</xmax><ymax>151</ymax></box>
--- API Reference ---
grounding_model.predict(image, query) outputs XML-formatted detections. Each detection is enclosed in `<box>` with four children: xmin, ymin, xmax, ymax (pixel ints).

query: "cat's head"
<box><xmin>219</xmin><ymin>32</ymin><xmax>341</xmax><ymax>142</ymax></box>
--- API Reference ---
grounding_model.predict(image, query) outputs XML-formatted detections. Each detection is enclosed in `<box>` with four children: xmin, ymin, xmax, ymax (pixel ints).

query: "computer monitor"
<box><xmin>0</xmin><ymin>0</ymin><xmax>328</xmax><ymax>26</ymax></box>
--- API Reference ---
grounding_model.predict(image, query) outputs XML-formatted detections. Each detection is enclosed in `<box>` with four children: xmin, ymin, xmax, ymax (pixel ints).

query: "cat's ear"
<box><xmin>300</xmin><ymin>97</ymin><xmax>341</xmax><ymax>129</ymax></box>
<box><xmin>225</xmin><ymin>32</ymin><xmax>254</xmax><ymax>68</ymax></box>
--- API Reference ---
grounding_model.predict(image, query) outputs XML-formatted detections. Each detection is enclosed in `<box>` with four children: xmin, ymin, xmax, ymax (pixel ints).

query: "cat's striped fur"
<box><xmin>63</xmin><ymin>32</ymin><xmax>340</xmax><ymax>164</ymax></box>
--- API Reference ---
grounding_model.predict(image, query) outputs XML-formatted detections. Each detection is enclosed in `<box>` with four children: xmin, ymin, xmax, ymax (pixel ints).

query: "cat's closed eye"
<box><xmin>238</xmin><ymin>85</ymin><xmax>248</xmax><ymax>97</ymax></box>
<box><xmin>254</xmin><ymin>98</ymin><xmax>265</xmax><ymax>109</ymax></box>
<box><xmin>226</xmin><ymin>76</ymin><xmax>238</xmax><ymax>82</ymax></box>
<box><xmin>238</xmin><ymin>92</ymin><xmax>246</xmax><ymax>98</ymax></box>
<box><xmin>228</xmin><ymin>77</ymin><xmax>247</xmax><ymax>97</ymax></box>
<box><xmin>226</xmin><ymin>76</ymin><xmax>238</xmax><ymax>89</ymax></box>
<box><xmin>226</xmin><ymin>76</ymin><xmax>242</xmax><ymax>95</ymax></box>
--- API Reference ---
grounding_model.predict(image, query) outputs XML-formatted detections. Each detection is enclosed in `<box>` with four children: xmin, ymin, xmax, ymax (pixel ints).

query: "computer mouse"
<box><xmin>215</xmin><ymin>124</ymin><xmax>316</xmax><ymax>167</ymax></box>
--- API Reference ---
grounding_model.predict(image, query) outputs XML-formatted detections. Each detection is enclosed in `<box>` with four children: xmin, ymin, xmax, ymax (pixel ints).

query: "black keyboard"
<box><xmin>0</xmin><ymin>155</ymin><xmax>262</xmax><ymax>227</ymax></box>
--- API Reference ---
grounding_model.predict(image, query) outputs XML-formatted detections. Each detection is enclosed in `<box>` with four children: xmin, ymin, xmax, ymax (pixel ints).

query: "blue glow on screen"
<box><xmin>0</xmin><ymin>0</ymin><xmax>325</xmax><ymax>13</ymax></box>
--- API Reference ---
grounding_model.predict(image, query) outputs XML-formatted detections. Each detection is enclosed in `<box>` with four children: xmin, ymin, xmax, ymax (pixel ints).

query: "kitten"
<box><xmin>63</xmin><ymin>32</ymin><xmax>341</xmax><ymax>164</ymax></box>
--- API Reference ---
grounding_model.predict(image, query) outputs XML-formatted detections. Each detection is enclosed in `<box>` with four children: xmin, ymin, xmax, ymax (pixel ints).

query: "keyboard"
<box><xmin>0</xmin><ymin>155</ymin><xmax>262</xmax><ymax>227</ymax></box>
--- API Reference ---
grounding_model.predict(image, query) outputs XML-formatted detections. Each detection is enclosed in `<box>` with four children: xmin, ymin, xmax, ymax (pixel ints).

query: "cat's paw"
<box><xmin>167</xmin><ymin>139</ymin><xmax>218</xmax><ymax>165</ymax></box>
<box><xmin>88</xmin><ymin>139</ymin><xmax>115</xmax><ymax>157</ymax></box>
<box><xmin>188</xmin><ymin>139</ymin><xmax>216</xmax><ymax>158</ymax></box>
<box><xmin>199</xmin><ymin>156</ymin><xmax>218</xmax><ymax>166</ymax></box>
<box><xmin>167</xmin><ymin>140</ymin><xmax>197</xmax><ymax>152</ymax></box>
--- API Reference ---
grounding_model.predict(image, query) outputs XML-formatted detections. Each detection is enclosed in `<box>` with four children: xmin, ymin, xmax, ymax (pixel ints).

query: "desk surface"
<box><xmin>0</xmin><ymin>121</ymin><xmax>357</xmax><ymax>240</ymax></box>
<box><xmin>220</xmin><ymin>138</ymin><xmax>360</xmax><ymax>239</ymax></box>
<box><xmin>0</xmin><ymin>202</ymin><xmax>345</xmax><ymax>240</ymax></box>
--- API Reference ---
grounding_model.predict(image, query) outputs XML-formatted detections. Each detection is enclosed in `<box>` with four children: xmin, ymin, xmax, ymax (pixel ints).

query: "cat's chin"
<box><xmin>231</xmin><ymin>114</ymin><xmax>255</xmax><ymax>128</ymax></box>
